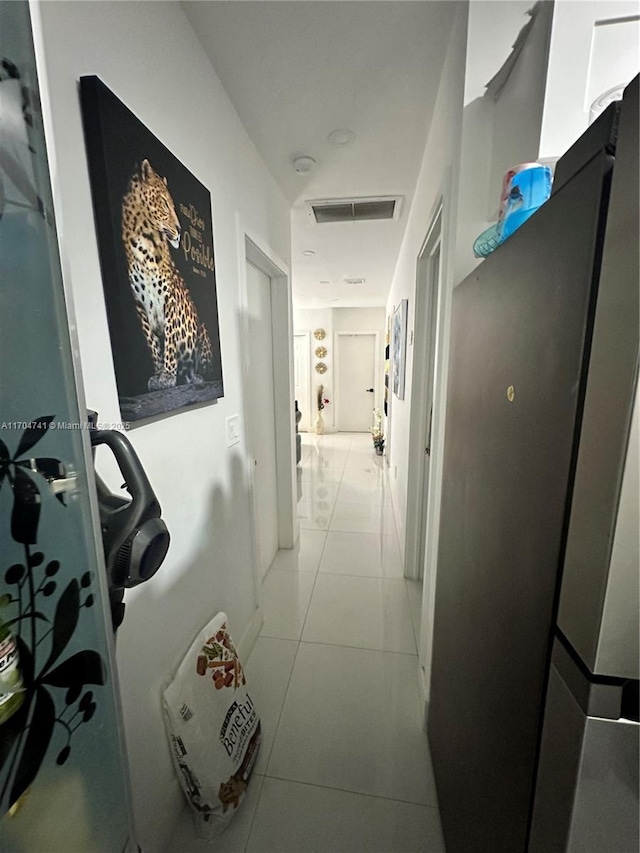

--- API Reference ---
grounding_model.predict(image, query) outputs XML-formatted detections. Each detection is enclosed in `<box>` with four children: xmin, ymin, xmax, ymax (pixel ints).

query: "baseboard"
<box><xmin>238</xmin><ymin>605</ymin><xmax>263</xmax><ymax>662</ymax></box>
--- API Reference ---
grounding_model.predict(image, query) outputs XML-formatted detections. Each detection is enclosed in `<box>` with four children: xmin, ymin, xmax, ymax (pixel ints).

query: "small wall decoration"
<box><xmin>384</xmin><ymin>314</ymin><xmax>391</xmax><ymax>415</ymax></box>
<box><xmin>313</xmin><ymin>328</ymin><xmax>326</xmax><ymax>341</ymax></box>
<box><xmin>80</xmin><ymin>76</ymin><xmax>224</xmax><ymax>422</ymax></box>
<box><xmin>315</xmin><ymin>362</ymin><xmax>327</xmax><ymax>374</ymax></box>
<box><xmin>315</xmin><ymin>345</ymin><xmax>327</xmax><ymax>358</ymax></box>
<box><xmin>392</xmin><ymin>299</ymin><xmax>408</xmax><ymax>400</ymax></box>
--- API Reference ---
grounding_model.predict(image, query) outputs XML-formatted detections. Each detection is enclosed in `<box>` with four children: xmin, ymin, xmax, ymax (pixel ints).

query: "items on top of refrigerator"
<box><xmin>473</xmin><ymin>163</ymin><xmax>553</xmax><ymax>258</ymax></box>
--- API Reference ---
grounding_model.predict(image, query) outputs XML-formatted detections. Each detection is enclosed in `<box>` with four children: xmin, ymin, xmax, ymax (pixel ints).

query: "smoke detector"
<box><xmin>328</xmin><ymin>129</ymin><xmax>356</xmax><ymax>146</ymax></box>
<box><xmin>293</xmin><ymin>156</ymin><xmax>316</xmax><ymax>175</ymax></box>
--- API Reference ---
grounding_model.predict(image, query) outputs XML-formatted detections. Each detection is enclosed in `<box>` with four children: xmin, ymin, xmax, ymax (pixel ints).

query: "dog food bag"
<box><xmin>163</xmin><ymin>612</ymin><xmax>261</xmax><ymax>839</ymax></box>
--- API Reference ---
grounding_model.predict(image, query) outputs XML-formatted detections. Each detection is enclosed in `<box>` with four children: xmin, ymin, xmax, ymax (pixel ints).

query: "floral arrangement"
<box><xmin>371</xmin><ymin>408</ymin><xmax>384</xmax><ymax>455</ymax></box>
<box><xmin>316</xmin><ymin>385</ymin><xmax>330</xmax><ymax>411</ymax></box>
<box><xmin>371</xmin><ymin>407</ymin><xmax>383</xmax><ymax>438</ymax></box>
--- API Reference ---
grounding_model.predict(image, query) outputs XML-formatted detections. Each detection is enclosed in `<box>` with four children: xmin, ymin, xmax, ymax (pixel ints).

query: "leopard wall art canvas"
<box><xmin>80</xmin><ymin>76</ymin><xmax>224</xmax><ymax>421</ymax></box>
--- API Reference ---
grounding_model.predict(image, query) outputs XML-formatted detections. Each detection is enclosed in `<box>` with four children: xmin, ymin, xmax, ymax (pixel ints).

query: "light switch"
<box><xmin>226</xmin><ymin>414</ymin><xmax>241</xmax><ymax>447</ymax></box>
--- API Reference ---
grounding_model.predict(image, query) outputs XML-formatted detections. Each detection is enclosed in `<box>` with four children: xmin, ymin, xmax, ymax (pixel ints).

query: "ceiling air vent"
<box><xmin>344</xmin><ymin>278</ymin><xmax>366</xmax><ymax>285</ymax></box>
<box><xmin>307</xmin><ymin>196</ymin><xmax>402</xmax><ymax>224</ymax></box>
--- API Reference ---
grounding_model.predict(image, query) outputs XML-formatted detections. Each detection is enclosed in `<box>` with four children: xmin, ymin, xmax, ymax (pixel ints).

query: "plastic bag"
<box><xmin>163</xmin><ymin>612</ymin><xmax>261</xmax><ymax>839</ymax></box>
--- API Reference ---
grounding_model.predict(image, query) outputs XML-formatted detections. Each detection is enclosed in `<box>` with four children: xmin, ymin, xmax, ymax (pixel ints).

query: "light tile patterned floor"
<box><xmin>169</xmin><ymin>432</ymin><xmax>442</xmax><ymax>853</ymax></box>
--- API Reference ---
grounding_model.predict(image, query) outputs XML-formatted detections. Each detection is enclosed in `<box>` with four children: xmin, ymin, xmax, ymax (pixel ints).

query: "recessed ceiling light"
<box><xmin>302</xmin><ymin>250</ymin><xmax>316</xmax><ymax>256</ymax></box>
<box><xmin>293</xmin><ymin>155</ymin><xmax>316</xmax><ymax>174</ymax></box>
<box><xmin>319</xmin><ymin>280</ymin><xmax>330</xmax><ymax>285</ymax></box>
<box><xmin>328</xmin><ymin>129</ymin><xmax>355</xmax><ymax>147</ymax></box>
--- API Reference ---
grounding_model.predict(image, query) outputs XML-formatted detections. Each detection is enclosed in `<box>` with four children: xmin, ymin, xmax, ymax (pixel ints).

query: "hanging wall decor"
<box><xmin>313</xmin><ymin>328</ymin><xmax>326</xmax><ymax>341</ymax></box>
<box><xmin>315</xmin><ymin>345</ymin><xmax>327</xmax><ymax>358</ymax></box>
<box><xmin>315</xmin><ymin>362</ymin><xmax>327</xmax><ymax>374</ymax></box>
<box><xmin>384</xmin><ymin>314</ymin><xmax>391</xmax><ymax>416</ymax></box>
<box><xmin>80</xmin><ymin>76</ymin><xmax>224</xmax><ymax>423</ymax></box>
<box><xmin>392</xmin><ymin>299</ymin><xmax>408</xmax><ymax>400</ymax></box>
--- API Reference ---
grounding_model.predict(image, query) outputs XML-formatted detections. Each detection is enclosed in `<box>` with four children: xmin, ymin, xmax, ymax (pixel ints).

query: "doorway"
<box><xmin>242</xmin><ymin>236</ymin><xmax>296</xmax><ymax>584</ymax></box>
<box><xmin>404</xmin><ymin>207</ymin><xmax>442</xmax><ymax>582</ymax></box>
<box><xmin>245</xmin><ymin>260</ymin><xmax>279</xmax><ymax>581</ymax></box>
<box><xmin>293</xmin><ymin>333</ymin><xmax>311</xmax><ymax>432</ymax></box>
<box><xmin>336</xmin><ymin>332</ymin><xmax>379</xmax><ymax>432</ymax></box>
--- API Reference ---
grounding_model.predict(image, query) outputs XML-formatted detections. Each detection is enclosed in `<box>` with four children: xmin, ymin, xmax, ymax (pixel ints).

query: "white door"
<box><xmin>246</xmin><ymin>261</ymin><xmax>279</xmax><ymax>580</ymax></box>
<box><xmin>293</xmin><ymin>334</ymin><xmax>311</xmax><ymax>431</ymax></box>
<box><xmin>337</xmin><ymin>333</ymin><xmax>377</xmax><ymax>432</ymax></box>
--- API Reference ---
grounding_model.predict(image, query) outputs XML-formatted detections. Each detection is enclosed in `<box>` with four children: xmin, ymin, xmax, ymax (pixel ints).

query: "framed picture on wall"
<box><xmin>392</xmin><ymin>299</ymin><xmax>408</xmax><ymax>400</ymax></box>
<box><xmin>80</xmin><ymin>76</ymin><xmax>224</xmax><ymax>422</ymax></box>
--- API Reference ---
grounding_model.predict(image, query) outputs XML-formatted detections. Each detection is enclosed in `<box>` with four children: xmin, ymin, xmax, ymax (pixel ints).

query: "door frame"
<box><xmin>417</xmin><ymin>178</ymin><xmax>459</xmax><ymax>704</ymax></box>
<box><xmin>404</xmin><ymin>206</ymin><xmax>443</xmax><ymax>581</ymax></box>
<box><xmin>293</xmin><ymin>331</ymin><xmax>312</xmax><ymax>432</ymax></box>
<box><xmin>335</xmin><ymin>330</ymin><xmax>381</xmax><ymax>432</ymax></box>
<box><xmin>237</xmin><ymin>223</ymin><xmax>296</xmax><ymax>608</ymax></box>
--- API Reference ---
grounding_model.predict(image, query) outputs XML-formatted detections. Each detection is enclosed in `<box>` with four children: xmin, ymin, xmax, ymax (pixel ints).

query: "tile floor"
<box><xmin>169</xmin><ymin>432</ymin><xmax>442</xmax><ymax>852</ymax></box>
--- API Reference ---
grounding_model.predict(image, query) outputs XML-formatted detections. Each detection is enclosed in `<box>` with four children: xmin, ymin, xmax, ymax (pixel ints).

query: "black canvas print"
<box><xmin>80</xmin><ymin>76</ymin><xmax>223</xmax><ymax>422</ymax></box>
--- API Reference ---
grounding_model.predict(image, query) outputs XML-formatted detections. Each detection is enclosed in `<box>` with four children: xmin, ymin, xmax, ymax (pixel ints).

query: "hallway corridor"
<box><xmin>171</xmin><ymin>432</ymin><xmax>444</xmax><ymax>852</ymax></box>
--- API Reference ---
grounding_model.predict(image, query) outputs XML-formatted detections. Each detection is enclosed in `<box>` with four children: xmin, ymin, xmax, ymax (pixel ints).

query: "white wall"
<box><xmin>540</xmin><ymin>0</ymin><xmax>640</xmax><ymax>160</ymax></box>
<box><xmin>460</xmin><ymin>0</ymin><xmax>640</xmax><ymax>242</ymax></box>
<box><xmin>384</xmin><ymin>0</ymin><xmax>553</xmax><ymax>701</ymax></box>
<box><xmin>414</xmin><ymin>0</ymin><xmax>555</xmax><ymax>705</ymax></box>
<box><xmin>332</xmin><ymin>306</ymin><xmax>385</xmax><ymax>333</ymax></box>
<box><xmin>388</xmin><ymin>0</ymin><xmax>554</xmax><ymax>551</ymax></box>
<box><xmin>293</xmin><ymin>306</ymin><xmax>385</xmax><ymax>431</ymax></box>
<box><xmin>384</xmin><ymin>4</ymin><xmax>468</xmax><ymax>560</ymax></box>
<box><xmin>406</xmin><ymin>0</ymin><xmax>638</xmax><ymax>707</ymax></box>
<box><xmin>293</xmin><ymin>307</ymin><xmax>334</xmax><ymax>429</ymax></box>
<box><xmin>486</xmin><ymin>1</ymin><xmax>553</xmax><ymax>215</ymax></box>
<box><xmin>463</xmin><ymin>0</ymin><xmax>536</xmax><ymax>104</ymax></box>
<box><xmin>454</xmin><ymin>0</ymin><xmax>553</xmax><ymax>285</ymax></box>
<box><xmin>453</xmin><ymin>0</ymin><xmax>529</xmax><ymax>284</ymax></box>
<box><xmin>33</xmin><ymin>3</ymin><xmax>291</xmax><ymax>851</ymax></box>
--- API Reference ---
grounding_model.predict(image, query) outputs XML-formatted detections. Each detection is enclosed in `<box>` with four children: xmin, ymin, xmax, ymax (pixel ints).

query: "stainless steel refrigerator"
<box><xmin>427</xmin><ymin>74</ymin><xmax>639</xmax><ymax>853</ymax></box>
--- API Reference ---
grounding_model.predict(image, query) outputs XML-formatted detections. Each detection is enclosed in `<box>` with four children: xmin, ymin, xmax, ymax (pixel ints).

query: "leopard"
<box><xmin>121</xmin><ymin>159</ymin><xmax>213</xmax><ymax>392</ymax></box>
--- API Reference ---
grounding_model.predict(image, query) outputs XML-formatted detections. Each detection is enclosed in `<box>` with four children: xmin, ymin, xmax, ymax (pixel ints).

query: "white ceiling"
<box><xmin>182</xmin><ymin>1</ymin><xmax>460</xmax><ymax>308</ymax></box>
